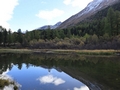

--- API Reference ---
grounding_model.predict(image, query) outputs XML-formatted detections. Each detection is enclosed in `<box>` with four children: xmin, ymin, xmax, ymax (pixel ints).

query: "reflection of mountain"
<box><xmin>0</xmin><ymin>54</ymin><xmax>120</xmax><ymax>90</ymax></box>
<box><xmin>41</xmin><ymin>65</ymin><xmax>62</xmax><ymax>72</ymax></box>
<box><xmin>60</xmin><ymin>67</ymin><xmax>101</xmax><ymax>90</ymax></box>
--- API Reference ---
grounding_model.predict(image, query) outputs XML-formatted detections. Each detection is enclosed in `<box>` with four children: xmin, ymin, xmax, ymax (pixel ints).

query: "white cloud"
<box><xmin>63</xmin><ymin>0</ymin><xmax>93</xmax><ymax>8</ymax></box>
<box><xmin>74</xmin><ymin>86</ymin><xmax>89</xmax><ymax>90</ymax></box>
<box><xmin>36</xmin><ymin>9</ymin><xmax>64</xmax><ymax>21</ymax></box>
<box><xmin>63</xmin><ymin>0</ymin><xmax>71</xmax><ymax>5</ymax></box>
<box><xmin>37</xmin><ymin>75</ymin><xmax>65</xmax><ymax>86</ymax></box>
<box><xmin>0</xmin><ymin>0</ymin><xmax>19</xmax><ymax>29</ymax></box>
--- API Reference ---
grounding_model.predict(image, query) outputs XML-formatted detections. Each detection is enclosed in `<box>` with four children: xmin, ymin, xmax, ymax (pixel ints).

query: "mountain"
<box><xmin>37</xmin><ymin>21</ymin><xmax>62</xmax><ymax>30</ymax></box>
<box><xmin>58</xmin><ymin>0</ymin><xmax>120</xmax><ymax>29</ymax></box>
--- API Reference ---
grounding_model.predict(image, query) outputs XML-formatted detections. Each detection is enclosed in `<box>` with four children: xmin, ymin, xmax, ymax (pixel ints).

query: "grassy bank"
<box><xmin>0</xmin><ymin>49</ymin><xmax>119</xmax><ymax>55</ymax></box>
<box><xmin>0</xmin><ymin>49</ymin><xmax>32</xmax><ymax>54</ymax></box>
<box><xmin>54</xmin><ymin>49</ymin><xmax>120</xmax><ymax>55</ymax></box>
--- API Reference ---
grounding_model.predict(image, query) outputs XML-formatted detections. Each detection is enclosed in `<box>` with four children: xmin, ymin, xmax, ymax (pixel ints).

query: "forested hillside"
<box><xmin>0</xmin><ymin>7</ymin><xmax>120</xmax><ymax>49</ymax></box>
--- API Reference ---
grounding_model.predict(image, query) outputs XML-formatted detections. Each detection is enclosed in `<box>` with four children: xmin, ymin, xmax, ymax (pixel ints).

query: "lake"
<box><xmin>0</xmin><ymin>53</ymin><xmax>120</xmax><ymax>90</ymax></box>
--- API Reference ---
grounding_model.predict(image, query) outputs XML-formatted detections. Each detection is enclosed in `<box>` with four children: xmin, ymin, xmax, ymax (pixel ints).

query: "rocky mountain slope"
<box><xmin>58</xmin><ymin>0</ymin><xmax>120</xmax><ymax>29</ymax></box>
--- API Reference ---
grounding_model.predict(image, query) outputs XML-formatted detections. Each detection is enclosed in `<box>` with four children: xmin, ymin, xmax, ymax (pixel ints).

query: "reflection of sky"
<box><xmin>7</xmin><ymin>64</ymin><xmax>89</xmax><ymax>90</ymax></box>
<box><xmin>37</xmin><ymin>75</ymin><xmax>65</xmax><ymax>86</ymax></box>
<box><xmin>74</xmin><ymin>86</ymin><xmax>89</xmax><ymax>90</ymax></box>
<box><xmin>0</xmin><ymin>69</ymin><xmax>21</xmax><ymax>90</ymax></box>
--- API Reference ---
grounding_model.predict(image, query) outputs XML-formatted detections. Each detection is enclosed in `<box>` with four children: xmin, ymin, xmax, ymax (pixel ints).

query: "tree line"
<box><xmin>0</xmin><ymin>7</ymin><xmax>120</xmax><ymax>49</ymax></box>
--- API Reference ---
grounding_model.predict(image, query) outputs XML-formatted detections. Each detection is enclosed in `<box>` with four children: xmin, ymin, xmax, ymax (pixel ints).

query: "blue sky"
<box><xmin>0</xmin><ymin>0</ymin><xmax>93</xmax><ymax>32</ymax></box>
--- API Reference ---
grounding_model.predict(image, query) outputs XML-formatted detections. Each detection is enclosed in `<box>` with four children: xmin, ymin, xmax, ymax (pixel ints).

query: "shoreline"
<box><xmin>0</xmin><ymin>49</ymin><xmax>119</xmax><ymax>56</ymax></box>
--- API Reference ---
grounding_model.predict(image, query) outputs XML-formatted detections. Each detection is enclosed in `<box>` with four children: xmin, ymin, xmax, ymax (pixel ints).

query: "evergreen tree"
<box><xmin>115</xmin><ymin>11</ymin><xmax>120</xmax><ymax>35</ymax></box>
<box><xmin>104</xmin><ymin>17</ymin><xmax>111</xmax><ymax>35</ymax></box>
<box><xmin>66</xmin><ymin>29</ymin><xmax>71</xmax><ymax>38</ymax></box>
<box><xmin>8</xmin><ymin>29</ymin><xmax>12</xmax><ymax>45</ymax></box>
<box><xmin>17</xmin><ymin>29</ymin><xmax>23</xmax><ymax>44</ymax></box>
<box><xmin>0</xmin><ymin>26</ymin><xmax>3</xmax><ymax>44</ymax></box>
<box><xmin>12</xmin><ymin>32</ymin><xmax>18</xmax><ymax>44</ymax></box>
<box><xmin>107</xmin><ymin>7</ymin><xmax>115</xmax><ymax>36</ymax></box>
<box><xmin>46</xmin><ymin>29</ymin><xmax>51</xmax><ymax>39</ymax></box>
<box><xmin>59</xmin><ymin>30</ymin><xmax>65</xmax><ymax>39</ymax></box>
<box><xmin>54</xmin><ymin>29</ymin><xmax>60</xmax><ymax>38</ymax></box>
<box><xmin>25</xmin><ymin>30</ymin><xmax>30</xmax><ymax>42</ymax></box>
<box><xmin>3</xmin><ymin>28</ymin><xmax>8</xmax><ymax>47</ymax></box>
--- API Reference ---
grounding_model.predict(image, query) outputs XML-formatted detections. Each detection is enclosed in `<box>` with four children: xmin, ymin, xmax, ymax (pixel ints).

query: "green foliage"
<box><xmin>91</xmin><ymin>34</ymin><xmax>98</xmax><ymax>44</ymax></box>
<box><xmin>103</xmin><ymin>33</ymin><xmax>110</xmax><ymax>40</ymax></box>
<box><xmin>8</xmin><ymin>29</ymin><xmax>12</xmax><ymax>44</ymax></box>
<box><xmin>17</xmin><ymin>29</ymin><xmax>23</xmax><ymax>44</ymax></box>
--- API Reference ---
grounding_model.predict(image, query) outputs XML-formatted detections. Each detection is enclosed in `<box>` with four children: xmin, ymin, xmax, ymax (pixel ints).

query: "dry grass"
<box><xmin>54</xmin><ymin>49</ymin><xmax>120</xmax><ymax>55</ymax></box>
<box><xmin>0</xmin><ymin>49</ymin><xmax>119</xmax><ymax>55</ymax></box>
<box><xmin>0</xmin><ymin>49</ymin><xmax>32</xmax><ymax>54</ymax></box>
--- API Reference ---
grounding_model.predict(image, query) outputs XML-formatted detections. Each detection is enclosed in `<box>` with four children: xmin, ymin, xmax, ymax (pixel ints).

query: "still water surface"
<box><xmin>0</xmin><ymin>54</ymin><xmax>120</xmax><ymax>90</ymax></box>
<box><xmin>8</xmin><ymin>64</ymin><xmax>88</xmax><ymax>90</ymax></box>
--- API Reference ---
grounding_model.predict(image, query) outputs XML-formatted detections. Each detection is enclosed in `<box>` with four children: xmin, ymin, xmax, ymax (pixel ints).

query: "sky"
<box><xmin>0</xmin><ymin>0</ymin><xmax>93</xmax><ymax>32</ymax></box>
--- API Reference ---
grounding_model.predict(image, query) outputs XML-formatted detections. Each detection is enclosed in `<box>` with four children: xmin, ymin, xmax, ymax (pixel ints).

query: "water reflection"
<box><xmin>7</xmin><ymin>64</ymin><xmax>87</xmax><ymax>90</ymax></box>
<box><xmin>0</xmin><ymin>53</ymin><xmax>120</xmax><ymax>90</ymax></box>
<box><xmin>0</xmin><ymin>68</ymin><xmax>21</xmax><ymax>90</ymax></box>
<box><xmin>74</xmin><ymin>86</ymin><xmax>89</xmax><ymax>90</ymax></box>
<box><xmin>37</xmin><ymin>75</ymin><xmax>65</xmax><ymax>86</ymax></box>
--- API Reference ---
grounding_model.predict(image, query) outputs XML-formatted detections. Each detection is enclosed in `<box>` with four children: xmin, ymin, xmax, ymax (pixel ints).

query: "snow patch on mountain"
<box><xmin>77</xmin><ymin>0</ymin><xmax>119</xmax><ymax>18</ymax></box>
<box><xmin>37</xmin><ymin>21</ymin><xmax>62</xmax><ymax>30</ymax></box>
<box><xmin>78</xmin><ymin>0</ymin><xmax>104</xmax><ymax>17</ymax></box>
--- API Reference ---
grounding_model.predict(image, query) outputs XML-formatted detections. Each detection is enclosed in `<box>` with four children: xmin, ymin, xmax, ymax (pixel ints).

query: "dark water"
<box><xmin>0</xmin><ymin>54</ymin><xmax>120</xmax><ymax>90</ymax></box>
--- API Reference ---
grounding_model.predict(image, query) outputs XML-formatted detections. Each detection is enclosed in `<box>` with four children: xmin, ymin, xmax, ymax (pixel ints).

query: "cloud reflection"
<box><xmin>0</xmin><ymin>69</ymin><xmax>21</xmax><ymax>90</ymax></box>
<box><xmin>3</xmin><ymin>85</ymin><xmax>16</xmax><ymax>90</ymax></box>
<box><xmin>37</xmin><ymin>75</ymin><xmax>65</xmax><ymax>86</ymax></box>
<box><xmin>74</xmin><ymin>86</ymin><xmax>89</xmax><ymax>90</ymax></box>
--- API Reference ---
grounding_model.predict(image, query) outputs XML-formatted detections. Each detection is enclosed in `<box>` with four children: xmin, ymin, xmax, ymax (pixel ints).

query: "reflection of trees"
<box><xmin>0</xmin><ymin>54</ymin><xmax>120</xmax><ymax>90</ymax></box>
<box><xmin>0</xmin><ymin>56</ymin><xmax>13</xmax><ymax>74</ymax></box>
